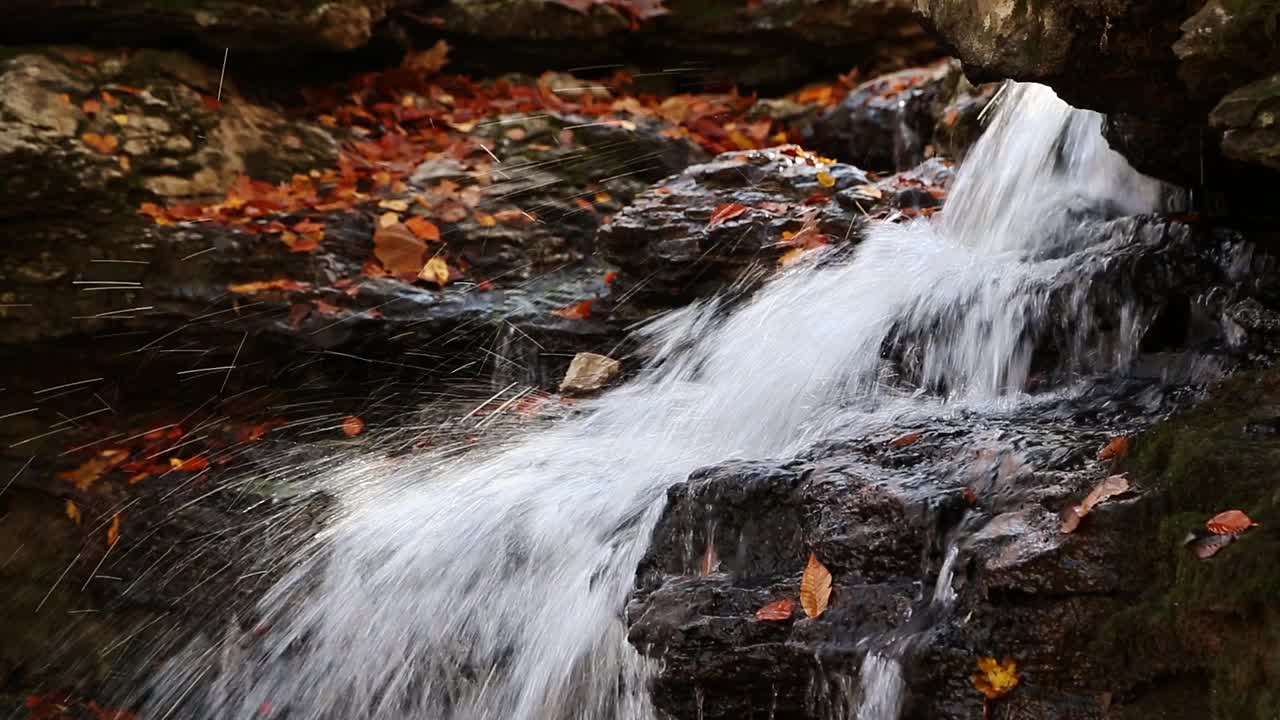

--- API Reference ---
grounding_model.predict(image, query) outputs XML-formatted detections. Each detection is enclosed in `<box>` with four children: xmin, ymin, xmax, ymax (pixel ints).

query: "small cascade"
<box><xmin>144</xmin><ymin>82</ymin><xmax>1167</xmax><ymax>720</ymax></box>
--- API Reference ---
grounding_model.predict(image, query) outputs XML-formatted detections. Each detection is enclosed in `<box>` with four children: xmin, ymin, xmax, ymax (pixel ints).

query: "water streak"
<box><xmin>147</xmin><ymin>83</ymin><xmax>1163</xmax><ymax>720</ymax></box>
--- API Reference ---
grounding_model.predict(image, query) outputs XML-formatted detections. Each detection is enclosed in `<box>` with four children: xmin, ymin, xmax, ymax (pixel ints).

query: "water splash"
<box><xmin>145</xmin><ymin>83</ymin><xmax>1163</xmax><ymax>720</ymax></box>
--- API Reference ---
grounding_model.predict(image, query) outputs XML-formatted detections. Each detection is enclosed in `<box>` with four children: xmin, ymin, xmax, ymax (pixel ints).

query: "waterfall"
<box><xmin>144</xmin><ymin>83</ymin><xmax>1163</xmax><ymax>720</ymax></box>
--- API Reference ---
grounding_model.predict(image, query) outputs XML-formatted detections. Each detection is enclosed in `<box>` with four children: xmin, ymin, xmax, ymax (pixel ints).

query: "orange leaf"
<box><xmin>755</xmin><ymin>598</ymin><xmax>795</xmax><ymax>621</ymax></box>
<box><xmin>106</xmin><ymin>514</ymin><xmax>121</xmax><ymax>547</ymax></box>
<box><xmin>709</xmin><ymin>202</ymin><xmax>750</xmax><ymax>227</ymax></box>
<box><xmin>65</xmin><ymin>500</ymin><xmax>82</xmax><ymax>525</ymax></box>
<box><xmin>373</xmin><ymin>223</ymin><xmax>427</xmax><ymax>277</ymax></box>
<box><xmin>972</xmin><ymin>656</ymin><xmax>1019</xmax><ymax>700</ymax></box>
<box><xmin>1061</xmin><ymin>474</ymin><xmax>1131</xmax><ymax>533</ymax></box>
<box><xmin>552</xmin><ymin>300</ymin><xmax>594</xmax><ymax>320</ymax></box>
<box><xmin>227</xmin><ymin>279</ymin><xmax>309</xmax><ymax>294</ymax></box>
<box><xmin>405</xmin><ymin>216</ymin><xmax>441</xmax><ymax>241</ymax></box>
<box><xmin>342</xmin><ymin>416</ymin><xmax>365</xmax><ymax>437</ymax></box>
<box><xmin>58</xmin><ymin>449</ymin><xmax>129</xmax><ymax>490</ymax></box>
<box><xmin>1096</xmin><ymin>435</ymin><xmax>1129</xmax><ymax>461</ymax></box>
<box><xmin>401</xmin><ymin>39</ymin><xmax>451</xmax><ymax>75</ymax></box>
<box><xmin>1206</xmin><ymin>509</ymin><xmax>1258</xmax><ymax>535</ymax></box>
<box><xmin>604</xmin><ymin>271</ymin><xmax>618</xmax><ymax>284</ymax></box>
<box><xmin>81</xmin><ymin>98</ymin><xmax>102</xmax><ymax>114</ymax></box>
<box><xmin>169</xmin><ymin>456</ymin><xmax>209</xmax><ymax>472</ymax></box>
<box><xmin>816</xmin><ymin>170</ymin><xmax>836</xmax><ymax>188</ymax></box>
<box><xmin>700</xmin><ymin>541</ymin><xmax>718</xmax><ymax>576</ymax></box>
<box><xmin>889</xmin><ymin>431</ymin><xmax>922</xmax><ymax>448</ymax></box>
<box><xmin>81</xmin><ymin>132</ymin><xmax>119</xmax><ymax>155</ymax></box>
<box><xmin>799</xmin><ymin>552</ymin><xmax>832</xmax><ymax>619</ymax></box>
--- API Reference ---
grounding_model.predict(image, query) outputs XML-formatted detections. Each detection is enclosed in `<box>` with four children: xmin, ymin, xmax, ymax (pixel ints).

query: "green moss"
<box><xmin>1097</xmin><ymin>370</ymin><xmax>1280</xmax><ymax>718</ymax></box>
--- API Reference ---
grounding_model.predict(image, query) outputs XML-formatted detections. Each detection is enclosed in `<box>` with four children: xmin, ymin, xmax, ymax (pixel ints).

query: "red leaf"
<box><xmin>755</xmin><ymin>598</ymin><xmax>795</xmax><ymax>621</ymax></box>
<box><xmin>889</xmin><ymin>431</ymin><xmax>922</xmax><ymax>448</ymax></box>
<box><xmin>552</xmin><ymin>300</ymin><xmax>594</xmax><ymax>320</ymax></box>
<box><xmin>342</xmin><ymin>416</ymin><xmax>365</xmax><ymax>437</ymax></box>
<box><xmin>709</xmin><ymin>202</ymin><xmax>750</xmax><ymax>227</ymax></box>
<box><xmin>1206</xmin><ymin>509</ymin><xmax>1258</xmax><ymax>535</ymax></box>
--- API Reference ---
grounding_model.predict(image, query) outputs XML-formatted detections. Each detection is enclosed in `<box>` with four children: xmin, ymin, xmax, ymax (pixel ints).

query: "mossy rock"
<box><xmin>1096</xmin><ymin>369</ymin><xmax>1280</xmax><ymax>719</ymax></box>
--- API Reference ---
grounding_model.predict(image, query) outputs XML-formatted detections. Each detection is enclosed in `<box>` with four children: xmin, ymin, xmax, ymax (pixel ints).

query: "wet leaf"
<box><xmin>552</xmin><ymin>300</ymin><xmax>594</xmax><ymax>320</ymax></box>
<box><xmin>889</xmin><ymin>431</ymin><xmax>923</xmax><ymax>448</ymax></box>
<box><xmin>169</xmin><ymin>456</ymin><xmax>209</xmax><ymax>472</ymax></box>
<box><xmin>800</xmin><ymin>552</ymin><xmax>832</xmax><ymax>619</ymax></box>
<box><xmin>65</xmin><ymin>500</ymin><xmax>82</xmax><ymax>525</ymax></box>
<box><xmin>418</xmin><ymin>256</ymin><xmax>452</xmax><ymax>286</ymax></box>
<box><xmin>972</xmin><ymin>656</ymin><xmax>1019</xmax><ymax>700</ymax></box>
<box><xmin>227</xmin><ymin>279</ymin><xmax>309</xmax><ymax>294</ymax></box>
<box><xmin>604</xmin><ymin>270</ymin><xmax>618</xmax><ymax>284</ymax></box>
<box><xmin>1206</xmin><ymin>509</ymin><xmax>1258</xmax><ymax>535</ymax></box>
<box><xmin>816</xmin><ymin>170</ymin><xmax>836</xmax><ymax>188</ymax></box>
<box><xmin>106</xmin><ymin>514</ymin><xmax>121</xmax><ymax>547</ymax></box>
<box><xmin>755</xmin><ymin>598</ymin><xmax>795</xmax><ymax>621</ymax></box>
<box><xmin>378</xmin><ymin>199</ymin><xmax>410</xmax><ymax>212</ymax></box>
<box><xmin>1096</xmin><ymin>435</ymin><xmax>1129</xmax><ymax>461</ymax></box>
<box><xmin>1060</xmin><ymin>474</ymin><xmax>1131</xmax><ymax>534</ymax></box>
<box><xmin>851</xmin><ymin>184</ymin><xmax>883</xmax><ymax>200</ymax></box>
<box><xmin>81</xmin><ymin>132</ymin><xmax>119</xmax><ymax>155</ymax></box>
<box><xmin>58</xmin><ymin>449</ymin><xmax>129</xmax><ymax>490</ymax></box>
<box><xmin>373</xmin><ymin>223</ymin><xmax>427</xmax><ymax>277</ymax></box>
<box><xmin>401</xmin><ymin>40</ymin><xmax>451</xmax><ymax>75</ymax></box>
<box><xmin>405</xmin><ymin>216</ymin><xmax>441</xmax><ymax>242</ymax></box>
<box><xmin>708</xmin><ymin>202</ymin><xmax>750</xmax><ymax>227</ymax></box>
<box><xmin>1186</xmin><ymin>532</ymin><xmax>1236</xmax><ymax>559</ymax></box>
<box><xmin>342</xmin><ymin>416</ymin><xmax>365</xmax><ymax>437</ymax></box>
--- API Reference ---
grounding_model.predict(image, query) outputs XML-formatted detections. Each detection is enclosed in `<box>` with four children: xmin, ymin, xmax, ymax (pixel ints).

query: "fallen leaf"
<box><xmin>972</xmin><ymin>656</ymin><xmax>1019</xmax><ymax>700</ymax></box>
<box><xmin>401</xmin><ymin>40</ymin><xmax>451</xmax><ymax>75</ymax></box>
<box><xmin>800</xmin><ymin>552</ymin><xmax>832</xmax><ymax>619</ymax></box>
<box><xmin>379</xmin><ymin>211</ymin><xmax>402</xmax><ymax>228</ymax></box>
<box><xmin>65</xmin><ymin>500</ymin><xmax>82</xmax><ymax>525</ymax></box>
<box><xmin>58</xmin><ymin>449</ymin><xmax>129</xmax><ymax>490</ymax></box>
<box><xmin>851</xmin><ymin>184</ymin><xmax>883</xmax><ymax>200</ymax></box>
<box><xmin>418</xmin><ymin>256</ymin><xmax>452</xmax><ymax>285</ymax></box>
<box><xmin>1206</xmin><ymin>509</ymin><xmax>1258</xmax><ymax>535</ymax></box>
<box><xmin>405</xmin><ymin>216</ymin><xmax>441</xmax><ymax>241</ymax></box>
<box><xmin>378</xmin><ymin>199</ymin><xmax>410</xmax><ymax>212</ymax></box>
<box><xmin>81</xmin><ymin>98</ymin><xmax>102</xmax><ymax>114</ymax></box>
<box><xmin>890</xmin><ymin>431</ymin><xmax>922</xmax><ymax>448</ymax></box>
<box><xmin>81</xmin><ymin>132</ymin><xmax>119</xmax><ymax>155</ymax></box>
<box><xmin>227</xmin><ymin>279</ymin><xmax>309</xmax><ymax>294</ymax></box>
<box><xmin>342</xmin><ymin>416</ymin><xmax>365</xmax><ymax>437</ymax></box>
<box><xmin>106</xmin><ymin>514</ymin><xmax>121</xmax><ymax>546</ymax></box>
<box><xmin>1061</xmin><ymin>474</ymin><xmax>1131</xmax><ymax>534</ymax></box>
<box><xmin>1097</xmin><ymin>435</ymin><xmax>1129</xmax><ymax>461</ymax></box>
<box><xmin>1186</xmin><ymin>532</ymin><xmax>1237</xmax><ymax>559</ymax></box>
<box><xmin>604</xmin><ymin>270</ymin><xmax>618</xmax><ymax>284</ymax></box>
<box><xmin>709</xmin><ymin>202</ymin><xmax>750</xmax><ymax>227</ymax></box>
<box><xmin>962</xmin><ymin>486</ymin><xmax>978</xmax><ymax>506</ymax></box>
<box><xmin>169</xmin><ymin>456</ymin><xmax>209</xmax><ymax>472</ymax></box>
<box><xmin>755</xmin><ymin>598</ymin><xmax>795</xmax><ymax>621</ymax></box>
<box><xmin>552</xmin><ymin>300</ymin><xmax>594</xmax><ymax>320</ymax></box>
<box><xmin>816</xmin><ymin>170</ymin><xmax>836</xmax><ymax>188</ymax></box>
<box><xmin>374</xmin><ymin>223</ymin><xmax>427</xmax><ymax>276</ymax></box>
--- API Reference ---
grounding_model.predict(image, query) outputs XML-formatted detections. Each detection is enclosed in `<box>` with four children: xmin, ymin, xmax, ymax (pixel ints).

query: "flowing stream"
<box><xmin>146</xmin><ymin>83</ymin><xmax>1166</xmax><ymax>720</ymax></box>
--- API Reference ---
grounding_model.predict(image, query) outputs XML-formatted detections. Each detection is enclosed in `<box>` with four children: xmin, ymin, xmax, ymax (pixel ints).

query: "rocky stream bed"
<box><xmin>1</xmin><ymin>2</ymin><xmax>1279</xmax><ymax>719</ymax></box>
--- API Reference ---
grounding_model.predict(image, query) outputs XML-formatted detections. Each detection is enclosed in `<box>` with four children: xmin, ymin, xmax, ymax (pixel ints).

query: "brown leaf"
<box><xmin>373</xmin><ymin>223</ymin><xmax>427</xmax><ymax>277</ymax></box>
<box><xmin>1206</xmin><ymin>509</ymin><xmax>1259</xmax><ymax>535</ymax></box>
<box><xmin>800</xmin><ymin>552</ymin><xmax>832</xmax><ymax>619</ymax></box>
<box><xmin>65</xmin><ymin>500</ymin><xmax>82</xmax><ymax>525</ymax></box>
<box><xmin>227</xmin><ymin>279</ymin><xmax>309</xmax><ymax>294</ymax></box>
<box><xmin>342</xmin><ymin>416</ymin><xmax>365</xmax><ymax>437</ymax></box>
<box><xmin>58</xmin><ymin>449</ymin><xmax>129</xmax><ymax>490</ymax></box>
<box><xmin>889</xmin><ymin>431</ymin><xmax>922</xmax><ymax>448</ymax></box>
<box><xmin>1061</xmin><ymin>474</ymin><xmax>1131</xmax><ymax>534</ymax></box>
<box><xmin>401</xmin><ymin>40</ymin><xmax>451</xmax><ymax>75</ymax></box>
<box><xmin>1096</xmin><ymin>435</ymin><xmax>1130</xmax><ymax>461</ymax></box>
<box><xmin>709</xmin><ymin>202</ymin><xmax>750</xmax><ymax>227</ymax></box>
<box><xmin>552</xmin><ymin>300</ymin><xmax>594</xmax><ymax>320</ymax></box>
<box><xmin>755</xmin><ymin>598</ymin><xmax>795</xmax><ymax>621</ymax></box>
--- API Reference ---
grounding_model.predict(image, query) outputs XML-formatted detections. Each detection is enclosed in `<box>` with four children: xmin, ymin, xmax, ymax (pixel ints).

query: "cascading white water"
<box><xmin>146</xmin><ymin>83</ymin><xmax>1164</xmax><ymax>720</ymax></box>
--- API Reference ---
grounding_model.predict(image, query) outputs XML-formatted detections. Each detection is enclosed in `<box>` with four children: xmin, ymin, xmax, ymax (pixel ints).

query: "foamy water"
<box><xmin>144</xmin><ymin>83</ymin><xmax>1165</xmax><ymax>720</ymax></box>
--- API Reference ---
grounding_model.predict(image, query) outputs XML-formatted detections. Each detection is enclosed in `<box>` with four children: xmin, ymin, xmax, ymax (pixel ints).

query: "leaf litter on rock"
<box><xmin>755</xmin><ymin>598</ymin><xmax>795</xmax><ymax>622</ymax></box>
<box><xmin>1060</xmin><ymin>473</ymin><xmax>1132</xmax><ymax>534</ymax></box>
<box><xmin>800</xmin><ymin>552</ymin><xmax>832</xmax><ymax>619</ymax></box>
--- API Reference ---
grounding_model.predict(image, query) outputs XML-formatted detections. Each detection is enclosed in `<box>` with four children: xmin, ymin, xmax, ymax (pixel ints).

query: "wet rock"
<box><xmin>1210</xmin><ymin>72</ymin><xmax>1280</xmax><ymax>170</ymax></box>
<box><xmin>425</xmin><ymin>0</ymin><xmax>940</xmax><ymax>89</ymax></box>
<box><xmin>599</xmin><ymin>146</ymin><xmax>881</xmax><ymax>308</ymax></box>
<box><xmin>0</xmin><ymin>48</ymin><xmax>336</xmax><ymax>220</ymax></box>
<box><xmin>2</xmin><ymin>0</ymin><xmax>391</xmax><ymax>51</ymax></box>
<box><xmin>808</xmin><ymin>61</ymin><xmax>964</xmax><ymax>171</ymax></box>
<box><xmin>559</xmin><ymin>352</ymin><xmax>622</xmax><ymax>396</ymax></box>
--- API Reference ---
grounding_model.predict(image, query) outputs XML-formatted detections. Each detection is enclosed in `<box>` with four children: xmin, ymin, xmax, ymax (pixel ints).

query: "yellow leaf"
<box><xmin>418</xmin><ymin>256</ymin><xmax>451</xmax><ymax>285</ymax></box>
<box><xmin>379</xmin><ymin>211</ymin><xmax>402</xmax><ymax>228</ymax></box>
<box><xmin>816</xmin><ymin>170</ymin><xmax>836</xmax><ymax>188</ymax></box>
<box><xmin>112</xmin><ymin>113</ymin><xmax>129</xmax><ymax>125</ymax></box>
<box><xmin>972</xmin><ymin>656</ymin><xmax>1019</xmax><ymax>699</ymax></box>
<box><xmin>65</xmin><ymin>500</ymin><xmax>82</xmax><ymax>525</ymax></box>
<box><xmin>378</xmin><ymin>199</ymin><xmax>410</xmax><ymax>212</ymax></box>
<box><xmin>799</xmin><ymin>552</ymin><xmax>832</xmax><ymax>619</ymax></box>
